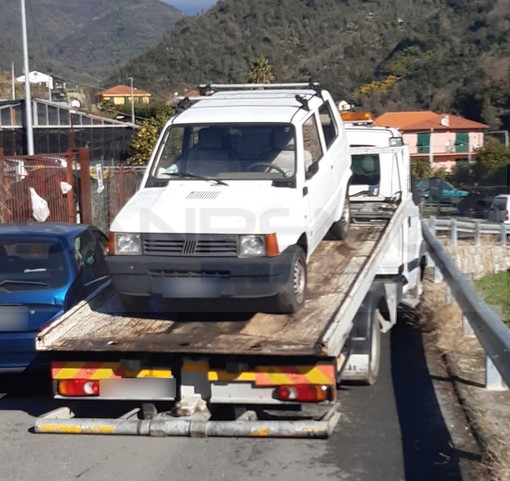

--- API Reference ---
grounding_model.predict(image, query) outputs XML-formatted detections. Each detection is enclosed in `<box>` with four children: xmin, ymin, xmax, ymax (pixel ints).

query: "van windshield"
<box><xmin>149</xmin><ymin>124</ymin><xmax>296</xmax><ymax>182</ymax></box>
<box><xmin>351</xmin><ymin>154</ymin><xmax>380</xmax><ymax>185</ymax></box>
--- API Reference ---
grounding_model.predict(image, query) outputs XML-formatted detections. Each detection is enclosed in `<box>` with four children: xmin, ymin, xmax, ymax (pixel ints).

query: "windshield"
<box><xmin>149</xmin><ymin>123</ymin><xmax>296</xmax><ymax>183</ymax></box>
<box><xmin>0</xmin><ymin>238</ymin><xmax>70</xmax><ymax>292</ymax></box>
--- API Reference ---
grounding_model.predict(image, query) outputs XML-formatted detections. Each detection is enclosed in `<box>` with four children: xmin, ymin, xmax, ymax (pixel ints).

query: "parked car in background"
<box><xmin>488</xmin><ymin>194</ymin><xmax>510</xmax><ymax>225</ymax></box>
<box><xmin>415</xmin><ymin>178</ymin><xmax>469</xmax><ymax>204</ymax></box>
<box><xmin>0</xmin><ymin>222</ymin><xmax>109</xmax><ymax>373</ymax></box>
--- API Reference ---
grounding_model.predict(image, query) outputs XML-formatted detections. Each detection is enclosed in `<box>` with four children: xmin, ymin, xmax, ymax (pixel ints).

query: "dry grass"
<box><xmin>419</xmin><ymin>277</ymin><xmax>510</xmax><ymax>481</ymax></box>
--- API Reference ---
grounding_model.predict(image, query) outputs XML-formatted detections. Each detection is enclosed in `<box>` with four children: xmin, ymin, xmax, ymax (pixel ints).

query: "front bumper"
<box><xmin>106</xmin><ymin>248</ymin><xmax>295</xmax><ymax>300</ymax></box>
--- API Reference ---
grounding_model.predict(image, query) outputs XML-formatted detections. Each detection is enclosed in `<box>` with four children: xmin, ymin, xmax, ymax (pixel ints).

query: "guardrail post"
<box><xmin>486</xmin><ymin>356</ymin><xmax>508</xmax><ymax>391</ymax></box>
<box><xmin>450</xmin><ymin>218</ymin><xmax>457</xmax><ymax>246</ymax></box>
<box><xmin>445</xmin><ymin>286</ymin><xmax>452</xmax><ymax>304</ymax></box>
<box><xmin>462</xmin><ymin>314</ymin><xmax>474</xmax><ymax>337</ymax></box>
<box><xmin>474</xmin><ymin>220</ymin><xmax>481</xmax><ymax>246</ymax></box>
<box><xmin>501</xmin><ymin>224</ymin><xmax>508</xmax><ymax>247</ymax></box>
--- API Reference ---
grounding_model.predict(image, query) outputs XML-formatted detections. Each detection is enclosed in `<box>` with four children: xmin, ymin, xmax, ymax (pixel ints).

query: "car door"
<box><xmin>302</xmin><ymin>112</ymin><xmax>333</xmax><ymax>251</ymax></box>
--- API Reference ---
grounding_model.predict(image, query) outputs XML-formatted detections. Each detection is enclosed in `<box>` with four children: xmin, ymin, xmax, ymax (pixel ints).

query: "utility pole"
<box><xmin>21</xmin><ymin>0</ymin><xmax>34</xmax><ymax>154</ymax></box>
<box><xmin>11</xmin><ymin>62</ymin><xmax>15</xmax><ymax>100</ymax></box>
<box><xmin>128</xmin><ymin>77</ymin><xmax>135</xmax><ymax>124</ymax></box>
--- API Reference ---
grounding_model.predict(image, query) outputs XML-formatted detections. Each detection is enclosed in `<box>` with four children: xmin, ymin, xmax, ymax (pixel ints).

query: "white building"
<box><xmin>16</xmin><ymin>70</ymin><xmax>54</xmax><ymax>90</ymax></box>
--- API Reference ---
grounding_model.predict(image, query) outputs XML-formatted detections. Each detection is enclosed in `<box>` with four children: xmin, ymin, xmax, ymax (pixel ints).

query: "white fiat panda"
<box><xmin>107</xmin><ymin>83</ymin><xmax>352</xmax><ymax>313</ymax></box>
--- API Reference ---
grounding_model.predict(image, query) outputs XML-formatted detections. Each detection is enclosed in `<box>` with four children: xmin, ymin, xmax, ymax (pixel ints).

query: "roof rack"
<box><xmin>198</xmin><ymin>81</ymin><xmax>321</xmax><ymax>96</ymax></box>
<box><xmin>175</xmin><ymin>82</ymin><xmax>323</xmax><ymax>114</ymax></box>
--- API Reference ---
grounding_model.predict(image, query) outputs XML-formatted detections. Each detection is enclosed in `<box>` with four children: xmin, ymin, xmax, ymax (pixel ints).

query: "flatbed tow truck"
<box><xmin>34</xmin><ymin>114</ymin><xmax>424</xmax><ymax>439</ymax></box>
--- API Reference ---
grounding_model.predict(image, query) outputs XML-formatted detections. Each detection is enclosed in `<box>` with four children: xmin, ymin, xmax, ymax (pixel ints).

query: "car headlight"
<box><xmin>239</xmin><ymin>234</ymin><xmax>279</xmax><ymax>258</ymax></box>
<box><xmin>239</xmin><ymin>235</ymin><xmax>266</xmax><ymax>257</ymax></box>
<box><xmin>112</xmin><ymin>233</ymin><xmax>142</xmax><ymax>255</ymax></box>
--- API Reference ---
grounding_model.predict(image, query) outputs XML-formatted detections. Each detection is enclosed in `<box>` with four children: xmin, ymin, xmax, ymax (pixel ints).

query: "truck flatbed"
<box><xmin>37</xmin><ymin>220</ymin><xmax>393</xmax><ymax>358</ymax></box>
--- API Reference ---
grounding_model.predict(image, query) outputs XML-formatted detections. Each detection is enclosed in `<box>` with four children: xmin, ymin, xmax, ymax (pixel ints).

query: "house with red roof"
<box><xmin>373</xmin><ymin>111</ymin><xmax>488</xmax><ymax>172</ymax></box>
<box><xmin>98</xmin><ymin>85</ymin><xmax>152</xmax><ymax>107</ymax></box>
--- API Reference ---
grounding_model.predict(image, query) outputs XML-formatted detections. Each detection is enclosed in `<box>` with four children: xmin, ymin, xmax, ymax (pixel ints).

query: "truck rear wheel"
<box><xmin>274</xmin><ymin>246</ymin><xmax>306</xmax><ymax>313</ymax></box>
<box><xmin>329</xmin><ymin>196</ymin><xmax>350</xmax><ymax>240</ymax></box>
<box><xmin>364</xmin><ymin>309</ymin><xmax>382</xmax><ymax>385</ymax></box>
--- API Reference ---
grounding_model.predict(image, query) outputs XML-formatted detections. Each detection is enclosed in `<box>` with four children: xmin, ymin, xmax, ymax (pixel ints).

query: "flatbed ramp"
<box><xmin>37</xmin><ymin>221</ymin><xmax>392</xmax><ymax>358</ymax></box>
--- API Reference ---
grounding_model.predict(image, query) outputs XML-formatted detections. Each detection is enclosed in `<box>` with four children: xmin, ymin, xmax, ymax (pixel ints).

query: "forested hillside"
<box><xmin>0</xmin><ymin>0</ymin><xmax>182</xmax><ymax>86</ymax></box>
<box><xmin>110</xmin><ymin>0</ymin><xmax>510</xmax><ymax>130</ymax></box>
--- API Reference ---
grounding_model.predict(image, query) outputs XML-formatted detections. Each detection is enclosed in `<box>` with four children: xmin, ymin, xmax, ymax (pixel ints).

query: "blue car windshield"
<box><xmin>0</xmin><ymin>239</ymin><xmax>70</xmax><ymax>292</ymax></box>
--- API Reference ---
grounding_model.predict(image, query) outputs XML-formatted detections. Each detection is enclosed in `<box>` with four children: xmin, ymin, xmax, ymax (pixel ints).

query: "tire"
<box><xmin>274</xmin><ymin>246</ymin><xmax>307</xmax><ymax>313</ymax></box>
<box><xmin>363</xmin><ymin>309</ymin><xmax>382</xmax><ymax>386</ymax></box>
<box><xmin>329</xmin><ymin>196</ymin><xmax>351</xmax><ymax>240</ymax></box>
<box><xmin>119</xmin><ymin>293</ymin><xmax>150</xmax><ymax>313</ymax></box>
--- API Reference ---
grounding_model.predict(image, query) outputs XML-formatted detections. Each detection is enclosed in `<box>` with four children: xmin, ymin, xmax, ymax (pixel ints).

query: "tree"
<box><xmin>127</xmin><ymin>115</ymin><xmax>167</xmax><ymax>166</ymax></box>
<box><xmin>411</xmin><ymin>158</ymin><xmax>432</xmax><ymax>180</ymax></box>
<box><xmin>247</xmin><ymin>55</ymin><xmax>275</xmax><ymax>83</ymax></box>
<box><xmin>472</xmin><ymin>138</ymin><xmax>510</xmax><ymax>185</ymax></box>
<box><xmin>125</xmin><ymin>102</ymin><xmax>173</xmax><ymax>166</ymax></box>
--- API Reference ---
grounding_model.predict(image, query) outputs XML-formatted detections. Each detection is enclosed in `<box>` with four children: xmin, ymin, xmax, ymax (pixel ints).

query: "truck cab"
<box><xmin>343</xmin><ymin>113</ymin><xmax>425</xmax><ymax>306</ymax></box>
<box><xmin>107</xmin><ymin>83</ymin><xmax>352</xmax><ymax>313</ymax></box>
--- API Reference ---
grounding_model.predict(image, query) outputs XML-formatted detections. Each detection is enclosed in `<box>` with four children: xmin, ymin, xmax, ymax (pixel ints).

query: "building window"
<box><xmin>455</xmin><ymin>132</ymin><xmax>469</xmax><ymax>153</ymax></box>
<box><xmin>417</xmin><ymin>132</ymin><xmax>430</xmax><ymax>154</ymax></box>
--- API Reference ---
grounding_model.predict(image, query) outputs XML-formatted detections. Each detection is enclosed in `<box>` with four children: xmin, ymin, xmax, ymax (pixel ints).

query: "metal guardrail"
<box><xmin>423</xmin><ymin>216</ymin><xmax>508</xmax><ymax>246</ymax></box>
<box><xmin>422</xmin><ymin>221</ymin><xmax>510</xmax><ymax>389</ymax></box>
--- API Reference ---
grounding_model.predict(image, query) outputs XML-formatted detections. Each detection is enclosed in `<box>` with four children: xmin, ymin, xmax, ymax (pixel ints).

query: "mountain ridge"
<box><xmin>0</xmin><ymin>0</ymin><xmax>182</xmax><ymax>86</ymax></box>
<box><xmin>109</xmin><ymin>0</ymin><xmax>510</xmax><ymax>130</ymax></box>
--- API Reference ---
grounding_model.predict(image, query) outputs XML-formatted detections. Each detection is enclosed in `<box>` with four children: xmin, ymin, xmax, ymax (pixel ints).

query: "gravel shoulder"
<box><xmin>419</xmin><ymin>276</ymin><xmax>510</xmax><ymax>481</ymax></box>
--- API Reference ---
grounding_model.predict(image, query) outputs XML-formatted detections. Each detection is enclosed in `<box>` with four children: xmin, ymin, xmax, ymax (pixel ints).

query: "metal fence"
<box><xmin>0</xmin><ymin>148</ymin><xmax>144</xmax><ymax>232</ymax></box>
<box><xmin>422</xmin><ymin>221</ymin><xmax>510</xmax><ymax>390</ymax></box>
<box><xmin>89</xmin><ymin>165</ymin><xmax>145</xmax><ymax>233</ymax></box>
<box><xmin>423</xmin><ymin>216</ymin><xmax>508</xmax><ymax>247</ymax></box>
<box><xmin>0</xmin><ymin>149</ymin><xmax>78</xmax><ymax>223</ymax></box>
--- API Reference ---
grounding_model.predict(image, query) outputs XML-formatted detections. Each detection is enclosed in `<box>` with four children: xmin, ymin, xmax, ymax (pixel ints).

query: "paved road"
<box><xmin>0</xmin><ymin>314</ymin><xmax>484</xmax><ymax>481</ymax></box>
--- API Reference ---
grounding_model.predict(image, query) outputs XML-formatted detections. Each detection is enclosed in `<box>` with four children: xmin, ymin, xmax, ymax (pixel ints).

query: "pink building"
<box><xmin>373</xmin><ymin>111</ymin><xmax>488</xmax><ymax>172</ymax></box>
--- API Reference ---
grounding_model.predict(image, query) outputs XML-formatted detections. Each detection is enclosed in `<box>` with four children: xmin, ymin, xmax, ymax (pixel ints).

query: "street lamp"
<box><xmin>21</xmin><ymin>0</ymin><xmax>34</xmax><ymax>154</ymax></box>
<box><xmin>128</xmin><ymin>77</ymin><xmax>135</xmax><ymax>124</ymax></box>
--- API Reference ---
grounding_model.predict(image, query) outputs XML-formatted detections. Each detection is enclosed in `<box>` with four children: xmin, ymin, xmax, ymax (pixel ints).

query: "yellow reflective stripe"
<box><xmin>208</xmin><ymin>371</ymin><xmax>257</xmax><ymax>382</ymax></box>
<box><xmin>208</xmin><ymin>364</ymin><xmax>335</xmax><ymax>386</ymax></box>
<box><xmin>51</xmin><ymin>362</ymin><xmax>172</xmax><ymax>380</ymax></box>
<box><xmin>182</xmin><ymin>361</ymin><xmax>209</xmax><ymax>372</ymax></box>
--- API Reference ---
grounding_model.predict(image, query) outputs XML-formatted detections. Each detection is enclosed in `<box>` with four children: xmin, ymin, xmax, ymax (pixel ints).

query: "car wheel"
<box><xmin>119</xmin><ymin>294</ymin><xmax>150</xmax><ymax>313</ymax></box>
<box><xmin>274</xmin><ymin>246</ymin><xmax>307</xmax><ymax>313</ymax></box>
<box><xmin>329</xmin><ymin>196</ymin><xmax>351</xmax><ymax>240</ymax></box>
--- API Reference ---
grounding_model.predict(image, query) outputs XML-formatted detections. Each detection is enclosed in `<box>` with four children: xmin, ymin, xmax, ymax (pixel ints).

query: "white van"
<box><xmin>488</xmin><ymin>194</ymin><xmax>510</xmax><ymax>225</ymax></box>
<box><xmin>107</xmin><ymin>83</ymin><xmax>352</xmax><ymax>313</ymax></box>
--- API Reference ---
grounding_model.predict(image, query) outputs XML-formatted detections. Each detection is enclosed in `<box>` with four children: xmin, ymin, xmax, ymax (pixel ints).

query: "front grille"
<box><xmin>144</xmin><ymin>234</ymin><xmax>238</xmax><ymax>257</ymax></box>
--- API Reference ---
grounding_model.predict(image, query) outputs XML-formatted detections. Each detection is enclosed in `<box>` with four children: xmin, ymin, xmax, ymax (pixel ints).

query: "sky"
<box><xmin>162</xmin><ymin>0</ymin><xmax>218</xmax><ymax>15</ymax></box>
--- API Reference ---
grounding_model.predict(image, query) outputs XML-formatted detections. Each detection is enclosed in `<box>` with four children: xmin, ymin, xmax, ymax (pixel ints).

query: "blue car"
<box><xmin>415</xmin><ymin>178</ymin><xmax>469</xmax><ymax>204</ymax></box>
<box><xmin>0</xmin><ymin>222</ymin><xmax>109</xmax><ymax>373</ymax></box>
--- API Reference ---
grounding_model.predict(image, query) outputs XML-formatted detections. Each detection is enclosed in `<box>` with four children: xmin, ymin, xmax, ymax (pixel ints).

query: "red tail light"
<box><xmin>275</xmin><ymin>384</ymin><xmax>333</xmax><ymax>402</ymax></box>
<box><xmin>505</xmin><ymin>210</ymin><xmax>509</xmax><ymax>221</ymax></box>
<box><xmin>57</xmin><ymin>379</ymin><xmax>100</xmax><ymax>397</ymax></box>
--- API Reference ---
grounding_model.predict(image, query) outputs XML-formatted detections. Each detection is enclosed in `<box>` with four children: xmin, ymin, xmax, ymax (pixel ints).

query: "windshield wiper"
<box><xmin>165</xmin><ymin>171</ymin><xmax>228</xmax><ymax>186</ymax></box>
<box><xmin>0</xmin><ymin>279</ymin><xmax>50</xmax><ymax>287</ymax></box>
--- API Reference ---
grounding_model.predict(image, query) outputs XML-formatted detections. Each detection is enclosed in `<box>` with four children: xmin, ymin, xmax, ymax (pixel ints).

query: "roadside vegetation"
<box><xmin>475</xmin><ymin>271</ymin><xmax>510</xmax><ymax>327</ymax></box>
